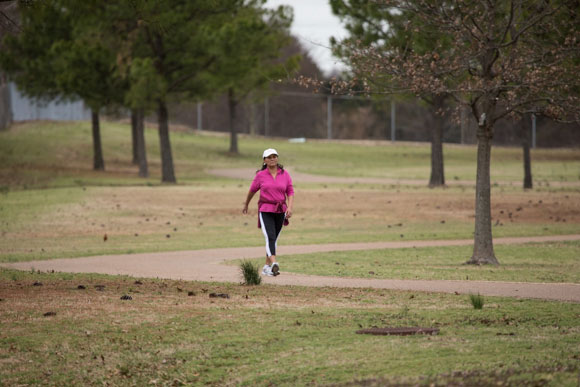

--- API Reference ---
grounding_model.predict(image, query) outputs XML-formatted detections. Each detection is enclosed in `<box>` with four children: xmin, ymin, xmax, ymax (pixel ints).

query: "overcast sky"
<box><xmin>265</xmin><ymin>0</ymin><xmax>350</xmax><ymax>76</ymax></box>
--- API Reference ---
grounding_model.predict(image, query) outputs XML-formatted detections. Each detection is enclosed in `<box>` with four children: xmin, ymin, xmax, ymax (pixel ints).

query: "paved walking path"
<box><xmin>3</xmin><ymin>234</ymin><xmax>580</xmax><ymax>302</ymax></box>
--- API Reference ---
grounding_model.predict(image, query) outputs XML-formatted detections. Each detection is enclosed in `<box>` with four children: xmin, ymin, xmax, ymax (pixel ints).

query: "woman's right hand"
<box><xmin>243</xmin><ymin>191</ymin><xmax>255</xmax><ymax>214</ymax></box>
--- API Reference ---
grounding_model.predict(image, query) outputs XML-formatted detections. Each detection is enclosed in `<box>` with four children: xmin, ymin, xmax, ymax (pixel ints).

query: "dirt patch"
<box><xmin>356</xmin><ymin>327</ymin><xmax>440</xmax><ymax>336</ymax></box>
<box><xmin>4</xmin><ymin>178</ymin><xmax>579</xmax><ymax>242</ymax></box>
<box><xmin>0</xmin><ymin>275</ymin><xmax>450</xmax><ymax>318</ymax></box>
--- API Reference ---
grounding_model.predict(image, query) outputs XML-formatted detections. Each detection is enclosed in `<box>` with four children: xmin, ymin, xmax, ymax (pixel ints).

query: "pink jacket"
<box><xmin>250</xmin><ymin>167</ymin><xmax>294</xmax><ymax>227</ymax></box>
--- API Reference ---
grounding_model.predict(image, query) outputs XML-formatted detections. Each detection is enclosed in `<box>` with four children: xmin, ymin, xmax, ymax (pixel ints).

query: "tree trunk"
<box><xmin>91</xmin><ymin>109</ymin><xmax>105</xmax><ymax>171</ymax></box>
<box><xmin>248</xmin><ymin>101</ymin><xmax>257</xmax><ymax>136</ymax></box>
<box><xmin>0</xmin><ymin>76</ymin><xmax>12</xmax><ymax>131</ymax></box>
<box><xmin>521</xmin><ymin>113</ymin><xmax>533</xmax><ymax>189</ymax></box>
<box><xmin>428</xmin><ymin>95</ymin><xmax>445</xmax><ymax>187</ymax></box>
<box><xmin>228</xmin><ymin>88</ymin><xmax>239</xmax><ymax>154</ymax></box>
<box><xmin>131</xmin><ymin>109</ymin><xmax>139</xmax><ymax>165</ymax></box>
<box><xmin>136</xmin><ymin>108</ymin><xmax>148</xmax><ymax>178</ymax></box>
<box><xmin>466</xmin><ymin>124</ymin><xmax>499</xmax><ymax>265</ymax></box>
<box><xmin>157</xmin><ymin>100</ymin><xmax>176</xmax><ymax>183</ymax></box>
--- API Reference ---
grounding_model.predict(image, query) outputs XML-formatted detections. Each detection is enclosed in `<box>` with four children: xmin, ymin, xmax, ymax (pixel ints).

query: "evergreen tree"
<box><xmin>119</xmin><ymin>0</ymin><xmax>251</xmax><ymax>183</ymax></box>
<box><xmin>211</xmin><ymin>1</ymin><xmax>299</xmax><ymax>154</ymax></box>
<box><xmin>0</xmin><ymin>1</ymin><xmax>125</xmax><ymax>171</ymax></box>
<box><xmin>124</xmin><ymin>58</ymin><xmax>165</xmax><ymax>178</ymax></box>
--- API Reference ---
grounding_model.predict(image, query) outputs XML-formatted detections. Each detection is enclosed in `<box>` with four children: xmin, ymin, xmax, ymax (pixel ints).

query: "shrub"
<box><xmin>469</xmin><ymin>293</ymin><xmax>485</xmax><ymax>309</ymax></box>
<box><xmin>240</xmin><ymin>260</ymin><xmax>261</xmax><ymax>286</ymax></box>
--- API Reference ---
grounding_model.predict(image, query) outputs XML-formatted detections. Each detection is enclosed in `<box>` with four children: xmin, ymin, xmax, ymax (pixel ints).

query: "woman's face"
<box><xmin>264</xmin><ymin>154</ymin><xmax>278</xmax><ymax>167</ymax></box>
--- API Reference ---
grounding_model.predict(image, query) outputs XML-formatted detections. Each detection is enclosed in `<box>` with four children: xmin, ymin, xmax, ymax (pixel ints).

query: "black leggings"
<box><xmin>259</xmin><ymin>212</ymin><xmax>285</xmax><ymax>257</ymax></box>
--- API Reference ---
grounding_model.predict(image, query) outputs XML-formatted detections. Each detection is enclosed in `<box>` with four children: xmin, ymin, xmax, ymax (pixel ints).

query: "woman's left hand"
<box><xmin>285</xmin><ymin>209</ymin><xmax>292</xmax><ymax>219</ymax></box>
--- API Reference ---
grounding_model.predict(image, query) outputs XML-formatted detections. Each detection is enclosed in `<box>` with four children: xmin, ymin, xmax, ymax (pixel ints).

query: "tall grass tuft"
<box><xmin>469</xmin><ymin>293</ymin><xmax>485</xmax><ymax>309</ymax></box>
<box><xmin>240</xmin><ymin>260</ymin><xmax>261</xmax><ymax>286</ymax></box>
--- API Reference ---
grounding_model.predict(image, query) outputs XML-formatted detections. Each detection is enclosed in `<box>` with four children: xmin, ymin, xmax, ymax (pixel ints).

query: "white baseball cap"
<box><xmin>262</xmin><ymin>148</ymin><xmax>278</xmax><ymax>158</ymax></box>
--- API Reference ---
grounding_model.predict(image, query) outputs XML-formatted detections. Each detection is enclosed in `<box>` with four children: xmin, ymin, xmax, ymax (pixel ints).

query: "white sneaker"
<box><xmin>271</xmin><ymin>262</ymin><xmax>280</xmax><ymax>276</ymax></box>
<box><xmin>262</xmin><ymin>265</ymin><xmax>273</xmax><ymax>276</ymax></box>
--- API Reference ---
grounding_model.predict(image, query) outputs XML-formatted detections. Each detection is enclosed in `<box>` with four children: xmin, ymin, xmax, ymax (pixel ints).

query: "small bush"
<box><xmin>469</xmin><ymin>293</ymin><xmax>485</xmax><ymax>309</ymax></box>
<box><xmin>240</xmin><ymin>260</ymin><xmax>261</xmax><ymax>286</ymax></box>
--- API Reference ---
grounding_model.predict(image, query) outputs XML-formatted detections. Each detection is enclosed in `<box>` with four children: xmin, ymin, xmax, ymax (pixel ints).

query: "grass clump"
<box><xmin>240</xmin><ymin>260</ymin><xmax>261</xmax><ymax>285</ymax></box>
<box><xmin>470</xmin><ymin>293</ymin><xmax>485</xmax><ymax>309</ymax></box>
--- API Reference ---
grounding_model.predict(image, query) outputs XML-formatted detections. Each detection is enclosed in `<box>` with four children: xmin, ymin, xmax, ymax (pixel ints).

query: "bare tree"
<box><xmin>520</xmin><ymin>113</ymin><xmax>533</xmax><ymax>189</ymax></box>
<box><xmin>301</xmin><ymin>0</ymin><xmax>580</xmax><ymax>265</ymax></box>
<box><xmin>330</xmin><ymin>0</ymin><xmax>450</xmax><ymax>186</ymax></box>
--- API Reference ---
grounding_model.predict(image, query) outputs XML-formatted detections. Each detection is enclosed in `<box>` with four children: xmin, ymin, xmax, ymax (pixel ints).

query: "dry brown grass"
<box><xmin>8</xmin><ymin>187</ymin><xmax>579</xmax><ymax>240</ymax></box>
<box><xmin>0</xmin><ymin>273</ymin><xmax>454</xmax><ymax>318</ymax></box>
<box><xmin>2</xmin><ymin>185</ymin><xmax>579</xmax><ymax>266</ymax></box>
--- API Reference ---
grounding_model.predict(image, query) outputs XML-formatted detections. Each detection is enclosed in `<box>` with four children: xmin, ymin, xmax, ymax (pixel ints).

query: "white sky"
<box><xmin>265</xmin><ymin>0</ymin><xmax>350</xmax><ymax>76</ymax></box>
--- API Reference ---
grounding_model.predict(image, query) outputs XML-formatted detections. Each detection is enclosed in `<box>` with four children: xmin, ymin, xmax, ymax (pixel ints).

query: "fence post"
<box><xmin>327</xmin><ymin>95</ymin><xmax>332</xmax><ymax>139</ymax></box>
<box><xmin>196</xmin><ymin>102</ymin><xmax>202</xmax><ymax>130</ymax></box>
<box><xmin>531</xmin><ymin>113</ymin><xmax>536</xmax><ymax>148</ymax></box>
<box><xmin>390</xmin><ymin>100</ymin><xmax>396</xmax><ymax>142</ymax></box>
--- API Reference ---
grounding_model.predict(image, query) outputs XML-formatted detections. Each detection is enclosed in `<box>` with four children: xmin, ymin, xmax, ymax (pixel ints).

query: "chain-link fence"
<box><xmin>172</xmin><ymin>92</ymin><xmax>471</xmax><ymax>142</ymax></box>
<box><xmin>3</xmin><ymin>81</ymin><xmax>578</xmax><ymax>148</ymax></box>
<box><xmin>170</xmin><ymin>92</ymin><xmax>580</xmax><ymax>148</ymax></box>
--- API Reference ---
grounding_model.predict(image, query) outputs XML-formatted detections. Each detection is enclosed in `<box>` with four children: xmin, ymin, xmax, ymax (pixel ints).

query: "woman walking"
<box><xmin>243</xmin><ymin>148</ymin><xmax>294</xmax><ymax>276</ymax></box>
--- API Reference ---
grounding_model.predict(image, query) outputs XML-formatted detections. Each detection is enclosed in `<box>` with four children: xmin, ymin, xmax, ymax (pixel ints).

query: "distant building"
<box><xmin>0</xmin><ymin>82</ymin><xmax>90</xmax><ymax>129</ymax></box>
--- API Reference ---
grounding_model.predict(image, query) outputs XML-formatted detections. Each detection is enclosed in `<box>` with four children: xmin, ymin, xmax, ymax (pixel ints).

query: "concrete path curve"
<box><xmin>3</xmin><ymin>234</ymin><xmax>580</xmax><ymax>303</ymax></box>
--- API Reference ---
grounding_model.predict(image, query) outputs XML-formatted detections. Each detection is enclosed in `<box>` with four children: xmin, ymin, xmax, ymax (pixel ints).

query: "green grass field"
<box><xmin>1</xmin><ymin>269</ymin><xmax>579</xmax><ymax>386</ymax></box>
<box><xmin>233</xmin><ymin>241</ymin><xmax>580</xmax><ymax>283</ymax></box>
<box><xmin>1</xmin><ymin>121</ymin><xmax>579</xmax><ymax>189</ymax></box>
<box><xmin>1</xmin><ymin>120</ymin><xmax>579</xmax><ymax>385</ymax></box>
